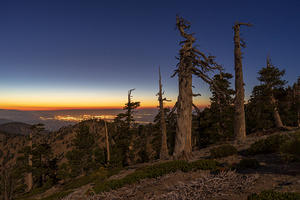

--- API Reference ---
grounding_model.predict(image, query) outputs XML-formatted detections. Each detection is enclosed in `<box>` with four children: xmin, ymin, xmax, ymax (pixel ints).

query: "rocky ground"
<box><xmin>60</xmin><ymin>129</ymin><xmax>300</xmax><ymax>200</ymax></box>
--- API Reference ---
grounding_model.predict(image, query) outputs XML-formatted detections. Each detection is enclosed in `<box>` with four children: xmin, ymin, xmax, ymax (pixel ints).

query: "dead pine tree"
<box><xmin>233</xmin><ymin>22</ymin><xmax>252</xmax><ymax>141</ymax></box>
<box><xmin>124</xmin><ymin>89</ymin><xmax>140</xmax><ymax>129</ymax></box>
<box><xmin>172</xmin><ymin>16</ymin><xmax>222</xmax><ymax>160</ymax></box>
<box><xmin>157</xmin><ymin>66</ymin><xmax>171</xmax><ymax>160</ymax></box>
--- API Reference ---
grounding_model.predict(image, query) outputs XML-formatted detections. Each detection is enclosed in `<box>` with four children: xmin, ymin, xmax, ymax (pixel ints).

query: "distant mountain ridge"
<box><xmin>0</xmin><ymin>118</ymin><xmax>14</xmax><ymax>125</ymax></box>
<box><xmin>0</xmin><ymin>122</ymin><xmax>32</xmax><ymax>135</ymax></box>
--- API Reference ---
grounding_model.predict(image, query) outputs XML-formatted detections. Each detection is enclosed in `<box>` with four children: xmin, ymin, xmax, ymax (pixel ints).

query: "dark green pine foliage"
<box><xmin>196</xmin><ymin>73</ymin><xmax>235</xmax><ymax>146</ymax></box>
<box><xmin>246</xmin><ymin>57</ymin><xmax>287</xmax><ymax>132</ymax></box>
<box><xmin>31</xmin><ymin>143</ymin><xmax>59</xmax><ymax>188</ymax></box>
<box><xmin>66</xmin><ymin>124</ymin><xmax>102</xmax><ymax>177</ymax></box>
<box><xmin>115</xmin><ymin>89</ymin><xmax>140</xmax><ymax>129</ymax></box>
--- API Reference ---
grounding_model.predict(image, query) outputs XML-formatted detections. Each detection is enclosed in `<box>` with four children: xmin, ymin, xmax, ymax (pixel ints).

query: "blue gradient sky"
<box><xmin>0</xmin><ymin>0</ymin><xmax>299</xmax><ymax>110</ymax></box>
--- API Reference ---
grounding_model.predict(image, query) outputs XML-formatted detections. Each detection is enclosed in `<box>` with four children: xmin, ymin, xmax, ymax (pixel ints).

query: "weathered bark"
<box><xmin>172</xmin><ymin>16</ymin><xmax>222</xmax><ymax>159</ymax></box>
<box><xmin>104</xmin><ymin>120</ymin><xmax>110</xmax><ymax>162</ymax></box>
<box><xmin>173</xmin><ymin>17</ymin><xmax>194</xmax><ymax>160</ymax></box>
<box><xmin>270</xmin><ymin>94</ymin><xmax>284</xmax><ymax>128</ymax></box>
<box><xmin>158</xmin><ymin>67</ymin><xmax>169</xmax><ymax>160</ymax></box>
<box><xmin>233</xmin><ymin>22</ymin><xmax>251</xmax><ymax>141</ymax></box>
<box><xmin>27</xmin><ymin>132</ymin><xmax>33</xmax><ymax>191</ymax></box>
<box><xmin>174</xmin><ymin>68</ymin><xmax>193</xmax><ymax>160</ymax></box>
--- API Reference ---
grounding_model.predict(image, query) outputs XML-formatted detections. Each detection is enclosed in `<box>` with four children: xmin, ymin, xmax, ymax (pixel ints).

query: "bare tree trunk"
<box><xmin>27</xmin><ymin>132</ymin><xmax>33</xmax><ymax>191</ymax></box>
<box><xmin>104</xmin><ymin>120</ymin><xmax>110</xmax><ymax>163</ymax></box>
<box><xmin>158</xmin><ymin>67</ymin><xmax>169</xmax><ymax>160</ymax></box>
<box><xmin>173</xmin><ymin>69</ymin><xmax>193</xmax><ymax>160</ymax></box>
<box><xmin>233</xmin><ymin>22</ymin><xmax>251</xmax><ymax>141</ymax></box>
<box><xmin>270</xmin><ymin>94</ymin><xmax>284</xmax><ymax>128</ymax></box>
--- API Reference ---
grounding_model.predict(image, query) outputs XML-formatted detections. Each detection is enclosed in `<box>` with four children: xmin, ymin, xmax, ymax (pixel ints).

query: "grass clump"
<box><xmin>93</xmin><ymin>159</ymin><xmax>220</xmax><ymax>193</ymax></box>
<box><xmin>210</xmin><ymin>144</ymin><xmax>238</xmax><ymax>158</ymax></box>
<box><xmin>236</xmin><ymin>158</ymin><xmax>260</xmax><ymax>170</ymax></box>
<box><xmin>245</xmin><ymin>135</ymin><xmax>289</xmax><ymax>155</ymax></box>
<box><xmin>248</xmin><ymin>190</ymin><xmax>300</xmax><ymax>200</ymax></box>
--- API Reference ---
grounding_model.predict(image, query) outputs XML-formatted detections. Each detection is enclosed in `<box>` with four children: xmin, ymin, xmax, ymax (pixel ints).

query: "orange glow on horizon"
<box><xmin>1</xmin><ymin>103</ymin><xmax>209</xmax><ymax>111</ymax></box>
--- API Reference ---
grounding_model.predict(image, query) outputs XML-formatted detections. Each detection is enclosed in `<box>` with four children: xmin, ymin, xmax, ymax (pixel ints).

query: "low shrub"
<box><xmin>210</xmin><ymin>144</ymin><xmax>237</xmax><ymax>158</ymax></box>
<box><xmin>237</xmin><ymin>158</ymin><xmax>260</xmax><ymax>170</ymax></box>
<box><xmin>93</xmin><ymin>159</ymin><xmax>220</xmax><ymax>193</ymax></box>
<box><xmin>248</xmin><ymin>190</ymin><xmax>300</xmax><ymax>200</ymax></box>
<box><xmin>280</xmin><ymin>136</ymin><xmax>300</xmax><ymax>162</ymax></box>
<box><xmin>245</xmin><ymin>135</ymin><xmax>289</xmax><ymax>155</ymax></box>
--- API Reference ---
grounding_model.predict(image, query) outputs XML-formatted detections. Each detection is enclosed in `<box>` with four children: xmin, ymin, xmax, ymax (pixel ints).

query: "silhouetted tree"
<box><xmin>66</xmin><ymin>124</ymin><xmax>96</xmax><ymax>176</ymax></box>
<box><xmin>157</xmin><ymin>67</ymin><xmax>170</xmax><ymax>160</ymax></box>
<box><xmin>116</xmin><ymin>89</ymin><xmax>140</xmax><ymax>129</ymax></box>
<box><xmin>258</xmin><ymin>56</ymin><xmax>286</xmax><ymax>128</ymax></box>
<box><xmin>172</xmin><ymin>16</ymin><xmax>222</xmax><ymax>159</ymax></box>
<box><xmin>210</xmin><ymin>72</ymin><xmax>235</xmax><ymax>137</ymax></box>
<box><xmin>233</xmin><ymin>22</ymin><xmax>252</xmax><ymax>141</ymax></box>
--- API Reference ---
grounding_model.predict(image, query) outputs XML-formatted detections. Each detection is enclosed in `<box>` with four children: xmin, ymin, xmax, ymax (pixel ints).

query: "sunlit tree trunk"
<box><xmin>233</xmin><ymin>22</ymin><xmax>251</xmax><ymax>141</ymax></box>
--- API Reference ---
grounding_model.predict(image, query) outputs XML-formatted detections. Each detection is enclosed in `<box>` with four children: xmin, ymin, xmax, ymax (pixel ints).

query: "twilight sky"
<box><xmin>0</xmin><ymin>0</ymin><xmax>299</xmax><ymax>110</ymax></box>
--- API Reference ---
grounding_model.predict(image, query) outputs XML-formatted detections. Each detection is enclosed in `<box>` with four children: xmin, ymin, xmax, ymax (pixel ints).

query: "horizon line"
<box><xmin>0</xmin><ymin>104</ymin><xmax>208</xmax><ymax>111</ymax></box>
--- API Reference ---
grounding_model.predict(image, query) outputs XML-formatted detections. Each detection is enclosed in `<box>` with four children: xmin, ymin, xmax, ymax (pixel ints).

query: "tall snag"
<box><xmin>172</xmin><ymin>16</ymin><xmax>222</xmax><ymax>160</ymax></box>
<box><xmin>233</xmin><ymin>22</ymin><xmax>252</xmax><ymax>141</ymax></box>
<box><xmin>123</xmin><ymin>89</ymin><xmax>140</xmax><ymax>129</ymax></box>
<box><xmin>157</xmin><ymin>67</ymin><xmax>170</xmax><ymax>160</ymax></box>
<box><xmin>104</xmin><ymin>120</ymin><xmax>110</xmax><ymax>163</ymax></box>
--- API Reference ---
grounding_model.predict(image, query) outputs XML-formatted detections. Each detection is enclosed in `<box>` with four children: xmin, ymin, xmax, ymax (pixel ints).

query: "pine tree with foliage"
<box><xmin>209</xmin><ymin>72</ymin><xmax>235</xmax><ymax>138</ymax></box>
<box><xmin>258</xmin><ymin>56</ymin><xmax>286</xmax><ymax>128</ymax></box>
<box><xmin>115</xmin><ymin>89</ymin><xmax>140</xmax><ymax>129</ymax></box>
<box><xmin>195</xmin><ymin>73</ymin><xmax>234</xmax><ymax>147</ymax></box>
<box><xmin>66</xmin><ymin>124</ymin><xmax>96</xmax><ymax>177</ymax></box>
